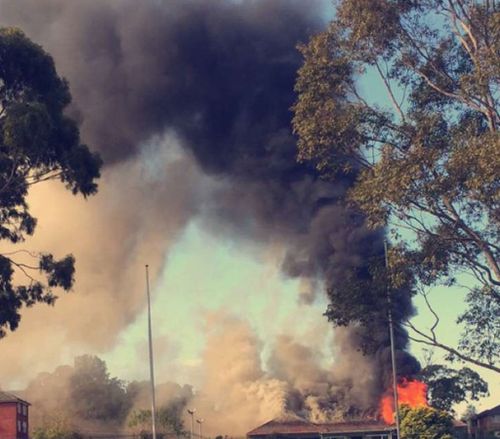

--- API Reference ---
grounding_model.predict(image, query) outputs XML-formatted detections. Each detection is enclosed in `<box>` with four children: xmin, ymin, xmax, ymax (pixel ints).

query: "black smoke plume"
<box><xmin>0</xmin><ymin>0</ymin><xmax>419</xmax><ymax>418</ymax></box>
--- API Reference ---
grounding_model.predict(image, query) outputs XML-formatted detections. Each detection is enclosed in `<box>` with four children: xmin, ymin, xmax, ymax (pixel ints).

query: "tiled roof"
<box><xmin>320</xmin><ymin>421</ymin><xmax>395</xmax><ymax>434</ymax></box>
<box><xmin>0</xmin><ymin>391</ymin><xmax>30</xmax><ymax>405</ymax></box>
<box><xmin>247</xmin><ymin>416</ymin><xmax>394</xmax><ymax>437</ymax></box>
<box><xmin>476</xmin><ymin>404</ymin><xmax>500</xmax><ymax>419</ymax></box>
<box><xmin>247</xmin><ymin>414</ymin><xmax>320</xmax><ymax>436</ymax></box>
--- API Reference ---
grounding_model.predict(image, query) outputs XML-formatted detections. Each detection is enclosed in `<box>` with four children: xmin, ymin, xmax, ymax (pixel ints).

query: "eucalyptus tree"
<box><xmin>0</xmin><ymin>28</ymin><xmax>101</xmax><ymax>337</ymax></box>
<box><xmin>293</xmin><ymin>0</ymin><xmax>499</xmax><ymax>372</ymax></box>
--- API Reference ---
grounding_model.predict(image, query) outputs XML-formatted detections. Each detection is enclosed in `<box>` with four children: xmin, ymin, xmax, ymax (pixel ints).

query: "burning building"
<box><xmin>246</xmin><ymin>379</ymin><xmax>429</xmax><ymax>439</ymax></box>
<box><xmin>247</xmin><ymin>413</ymin><xmax>395</xmax><ymax>439</ymax></box>
<box><xmin>379</xmin><ymin>379</ymin><xmax>428</xmax><ymax>424</ymax></box>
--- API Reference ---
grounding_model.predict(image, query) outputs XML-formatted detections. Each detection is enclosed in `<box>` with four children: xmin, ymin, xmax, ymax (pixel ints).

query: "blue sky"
<box><xmin>103</xmin><ymin>219</ymin><xmax>333</xmax><ymax>386</ymax></box>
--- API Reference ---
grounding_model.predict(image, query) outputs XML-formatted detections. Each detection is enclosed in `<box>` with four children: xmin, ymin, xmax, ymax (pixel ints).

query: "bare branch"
<box><xmin>448</xmin><ymin>0</ymin><xmax>478</xmax><ymax>50</ymax></box>
<box><xmin>405</xmin><ymin>320</ymin><xmax>500</xmax><ymax>373</ymax></box>
<box><xmin>1</xmin><ymin>249</ymin><xmax>40</xmax><ymax>258</ymax></box>
<box><xmin>374</xmin><ymin>59</ymin><xmax>406</xmax><ymax>122</ymax></box>
<box><xmin>421</xmin><ymin>289</ymin><xmax>440</xmax><ymax>336</ymax></box>
<box><xmin>8</xmin><ymin>259</ymin><xmax>39</xmax><ymax>283</ymax></box>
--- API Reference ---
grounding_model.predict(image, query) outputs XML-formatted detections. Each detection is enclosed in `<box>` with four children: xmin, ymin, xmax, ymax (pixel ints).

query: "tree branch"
<box><xmin>413</xmin><ymin>65</ymin><xmax>485</xmax><ymax>114</ymax></box>
<box><xmin>405</xmin><ymin>320</ymin><xmax>500</xmax><ymax>374</ymax></box>
<box><xmin>374</xmin><ymin>59</ymin><xmax>406</xmax><ymax>122</ymax></box>
<box><xmin>442</xmin><ymin>197</ymin><xmax>500</xmax><ymax>283</ymax></box>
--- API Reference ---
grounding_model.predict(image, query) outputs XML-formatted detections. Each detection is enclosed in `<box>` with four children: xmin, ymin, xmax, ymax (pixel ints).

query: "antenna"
<box><xmin>384</xmin><ymin>241</ymin><xmax>401</xmax><ymax>439</ymax></box>
<box><xmin>146</xmin><ymin>265</ymin><xmax>157</xmax><ymax>439</ymax></box>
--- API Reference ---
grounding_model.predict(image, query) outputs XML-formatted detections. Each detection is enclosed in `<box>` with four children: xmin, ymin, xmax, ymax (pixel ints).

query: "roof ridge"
<box><xmin>476</xmin><ymin>404</ymin><xmax>500</xmax><ymax>418</ymax></box>
<box><xmin>247</xmin><ymin>417</ymin><xmax>396</xmax><ymax>437</ymax></box>
<box><xmin>0</xmin><ymin>390</ymin><xmax>30</xmax><ymax>404</ymax></box>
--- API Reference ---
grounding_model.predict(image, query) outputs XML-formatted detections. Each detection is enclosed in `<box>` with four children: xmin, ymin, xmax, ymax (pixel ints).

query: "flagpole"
<box><xmin>384</xmin><ymin>241</ymin><xmax>401</xmax><ymax>439</ymax></box>
<box><xmin>146</xmin><ymin>265</ymin><xmax>157</xmax><ymax>439</ymax></box>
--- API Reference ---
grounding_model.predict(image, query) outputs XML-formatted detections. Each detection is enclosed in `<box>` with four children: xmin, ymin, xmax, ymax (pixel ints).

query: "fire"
<box><xmin>380</xmin><ymin>378</ymin><xmax>428</xmax><ymax>424</ymax></box>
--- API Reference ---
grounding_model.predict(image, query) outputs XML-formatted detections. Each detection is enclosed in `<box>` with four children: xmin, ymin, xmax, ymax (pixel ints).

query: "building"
<box><xmin>0</xmin><ymin>391</ymin><xmax>30</xmax><ymax>439</ymax></box>
<box><xmin>247</xmin><ymin>413</ymin><xmax>396</xmax><ymax>439</ymax></box>
<box><xmin>469</xmin><ymin>405</ymin><xmax>500</xmax><ymax>439</ymax></box>
<box><xmin>247</xmin><ymin>412</ymin><xmax>472</xmax><ymax>439</ymax></box>
<box><xmin>453</xmin><ymin>419</ymin><xmax>468</xmax><ymax>439</ymax></box>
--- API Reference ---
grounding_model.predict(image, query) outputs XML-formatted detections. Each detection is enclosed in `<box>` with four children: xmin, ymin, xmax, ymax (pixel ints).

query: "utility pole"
<box><xmin>197</xmin><ymin>418</ymin><xmax>204</xmax><ymax>439</ymax></box>
<box><xmin>384</xmin><ymin>241</ymin><xmax>401</xmax><ymax>439</ymax></box>
<box><xmin>146</xmin><ymin>265</ymin><xmax>157</xmax><ymax>439</ymax></box>
<box><xmin>188</xmin><ymin>408</ymin><xmax>196</xmax><ymax>439</ymax></box>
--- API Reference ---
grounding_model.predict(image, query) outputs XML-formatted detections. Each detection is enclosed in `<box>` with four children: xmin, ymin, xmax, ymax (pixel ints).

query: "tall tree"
<box><xmin>69</xmin><ymin>355</ymin><xmax>132</xmax><ymax>422</ymax></box>
<box><xmin>293</xmin><ymin>0</ymin><xmax>499</xmax><ymax>373</ymax></box>
<box><xmin>418</xmin><ymin>364</ymin><xmax>489</xmax><ymax>412</ymax></box>
<box><xmin>25</xmin><ymin>356</ymin><xmax>140</xmax><ymax>431</ymax></box>
<box><xmin>127</xmin><ymin>397</ymin><xmax>188</xmax><ymax>438</ymax></box>
<box><xmin>0</xmin><ymin>27</ymin><xmax>101</xmax><ymax>337</ymax></box>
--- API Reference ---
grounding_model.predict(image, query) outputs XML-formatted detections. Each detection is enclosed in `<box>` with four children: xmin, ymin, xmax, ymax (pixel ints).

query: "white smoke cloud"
<box><xmin>0</xmin><ymin>133</ymin><xmax>205</xmax><ymax>385</ymax></box>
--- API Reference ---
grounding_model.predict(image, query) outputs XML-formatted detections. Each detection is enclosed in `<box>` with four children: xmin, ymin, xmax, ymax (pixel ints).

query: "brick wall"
<box><xmin>0</xmin><ymin>401</ymin><xmax>29</xmax><ymax>439</ymax></box>
<box><xmin>0</xmin><ymin>403</ymin><xmax>18</xmax><ymax>439</ymax></box>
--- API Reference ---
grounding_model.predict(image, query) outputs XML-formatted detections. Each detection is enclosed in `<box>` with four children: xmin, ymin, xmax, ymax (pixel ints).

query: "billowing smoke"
<box><xmin>16</xmin><ymin>315</ymin><xmax>375</xmax><ymax>435</ymax></box>
<box><xmin>18</xmin><ymin>354</ymin><xmax>194</xmax><ymax>435</ymax></box>
<box><xmin>18</xmin><ymin>313</ymin><xmax>412</xmax><ymax>436</ymax></box>
<box><xmin>0</xmin><ymin>0</ymin><xmax>419</xmax><ymax>425</ymax></box>
<box><xmin>0</xmin><ymin>137</ymin><xmax>206</xmax><ymax>380</ymax></box>
<box><xmin>191</xmin><ymin>313</ymin><xmax>291</xmax><ymax>433</ymax></box>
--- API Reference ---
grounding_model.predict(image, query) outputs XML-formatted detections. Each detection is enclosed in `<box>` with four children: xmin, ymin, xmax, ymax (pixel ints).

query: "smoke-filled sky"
<box><xmin>0</xmin><ymin>0</ymin><xmax>497</xmax><ymax>435</ymax></box>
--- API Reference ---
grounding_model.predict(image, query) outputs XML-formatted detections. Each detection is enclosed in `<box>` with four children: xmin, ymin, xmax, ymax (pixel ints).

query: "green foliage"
<box><xmin>293</xmin><ymin>29</ymin><xmax>361</xmax><ymax>176</ymax></box>
<box><xmin>0</xmin><ymin>27</ymin><xmax>101</xmax><ymax>337</ymax></box>
<box><xmin>400</xmin><ymin>405</ymin><xmax>454</xmax><ymax>439</ymax></box>
<box><xmin>455</xmin><ymin>286</ymin><xmax>500</xmax><ymax>365</ymax></box>
<box><xmin>157</xmin><ymin>399</ymin><xmax>188</xmax><ymax>437</ymax></box>
<box><xmin>293</xmin><ymin>0</ymin><xmax>500</xmax><ymax>372</ymax></box>
<box><xmin>128</xmin><ymin>408</ymin><xmax>152</xmax><ymax>431</ymax></box>
<box><xmin>69</xmin><ymin>355</ymin><xmax>132</xmax><ymax>422</ymax></box>
<box><xmin>419</xmin><ymin>365</ymin><xmax>488</xmax><ymax>412</ymax></box>
<box><xmin>32</xmin><ymin>418</ymin><xmax>83</xmax><ymax>439</ymax></box>
<box><xmin>128</xmin><ymin>397</ymin><xmax>188</xmax><ymax>437</ymax></box>
<box><xmin>32</xmin><ymin>429</ymin><xmax>83</xmax><ymax>439</ymax></box>
<box><xmin>322</xmin><ymin>246</ymin><xmax>417</xmax><ymax>353</ymax></box>
<box><xmin>25</xmin><ymin>355</ymin><xmax>143</xmax><ymax>432</ymax></box>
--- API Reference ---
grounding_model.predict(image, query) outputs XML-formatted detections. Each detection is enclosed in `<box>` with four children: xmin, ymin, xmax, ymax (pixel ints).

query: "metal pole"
<box><xmin>146</xmin><ymin>265</ymin><xmax>157</xmax><ymax>439</ymax></box>
<box><xmin>197</xmin><ymin>419</ymin><xmax>203</xmax><ymax>439</ymax></box>
<box><xmin>384</xmin><ymin>241</ymin><xmax>401</xmax><ymax>439</ymax></box>
<box><xmin>188</xmin><ymin>409</ymin><xmax>196</xmax><ymax>439</ymax></box>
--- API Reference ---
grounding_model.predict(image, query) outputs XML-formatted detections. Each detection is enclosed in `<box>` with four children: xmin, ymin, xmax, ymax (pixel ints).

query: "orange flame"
<box><xmin>380</xmin><ymin>378</ymin><xmax>428</xmax><ymax>424</ymax></box>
